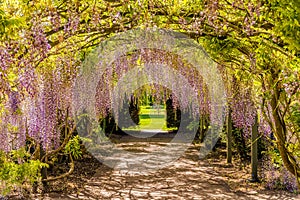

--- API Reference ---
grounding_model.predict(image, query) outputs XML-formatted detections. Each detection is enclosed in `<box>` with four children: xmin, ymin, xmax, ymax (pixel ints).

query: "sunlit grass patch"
<box><xmin>122</xmin><ymin>105</ymin><xmax>177</xmax><ymax>131</ymax></box>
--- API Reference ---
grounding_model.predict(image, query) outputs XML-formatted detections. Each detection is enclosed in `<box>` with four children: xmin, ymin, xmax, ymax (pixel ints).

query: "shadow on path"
<box><xmin>37</xmin><ymin>131</ymin><xmax>299</xmax><ymax>200</ymax></box>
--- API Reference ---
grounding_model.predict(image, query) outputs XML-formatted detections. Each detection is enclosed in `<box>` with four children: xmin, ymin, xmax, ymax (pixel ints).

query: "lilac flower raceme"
<box><xmin>230</xmin><ymin>81</ymin><xmax>257</xmax><ymax>137</ymax></box>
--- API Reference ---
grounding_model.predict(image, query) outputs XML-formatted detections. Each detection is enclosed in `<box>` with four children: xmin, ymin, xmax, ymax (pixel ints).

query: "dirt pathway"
<box><xmin>33</xmin><ymin>133</ymin><xmax>298</xmax><ymax>200</ymax></box>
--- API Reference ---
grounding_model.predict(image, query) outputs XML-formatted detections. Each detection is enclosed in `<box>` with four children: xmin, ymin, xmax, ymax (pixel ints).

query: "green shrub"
<box><xmin>0</xmin><ymin>148</ymin><xmax>48</xmax><ymax>195</ymax></box>
<box><xmin>64</xmin><ymin>135</ymin><xmax>82</xmax><ymax>160</ymax></box>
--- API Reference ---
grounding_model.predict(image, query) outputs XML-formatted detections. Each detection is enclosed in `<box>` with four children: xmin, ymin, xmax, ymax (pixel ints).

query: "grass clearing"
<box><xmin>122</xmin><ymin>105</ymin><xmax>177</xmax><ymax>131</ymax></box>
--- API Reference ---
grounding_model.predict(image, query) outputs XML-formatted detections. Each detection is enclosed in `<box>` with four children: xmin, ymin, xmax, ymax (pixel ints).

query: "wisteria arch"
<box><xmin>73</xmin><ymin>28</ymin><xmax>227</xmax><ymax>172</ymax></box>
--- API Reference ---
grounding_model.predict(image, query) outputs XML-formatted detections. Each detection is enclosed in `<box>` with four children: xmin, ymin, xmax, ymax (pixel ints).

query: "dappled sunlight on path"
<box><xmin>38</xmin><ymin>133</ymin><xmax>299</xmax><ymax>200</ymax></box>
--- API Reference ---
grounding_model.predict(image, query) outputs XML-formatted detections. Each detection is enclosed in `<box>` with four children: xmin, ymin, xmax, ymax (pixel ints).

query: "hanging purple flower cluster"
<box><xmin>258</xmin><ymin>110</ymin><xmax>272</xmax><ymax>137</ymax></box>
<box><xmin>22</xmin><ymin>72</ymin><xmax>66</xmax><ymax>150</ymax></box>
<box><xmin>0</xmin><ymin>46</ymin><xmax>13</xmax><ymax>72</ymax></box>
<box><xmin>18</xmin><ymin>67</ymin><xmax>38</xmax><ymax>97</ymax></box>
<box><xmin>8</xmin><ymin>91</ymin><xmax>21</xmax><ymax>114</ymax></box>
<box><xmin>230</xmin><ymin>83</ymin><xmax>257</xmax><ymax>137</ymax></box>
<box><xmin>0</xmin><ymin>18</ymin><xmax>52</xmax><ymax>98</ymax></box>
<box><xmin>0</xmin><ymin>66</ymin><xmax>75</xmax><ymax>152</ymax></box>
<box><xmin>0</xmin><ymin>91</ymin><xmax>26</xmax><ymax>152</ymax></box>
<box><xmin>182</xmin><ymin>0</ymin><xmax>263</xmax><ymax>37</ymax></box>
<box><xmin>49</xmin><ymin>9</ymin><xmax>61</xmax><ymax>32</ymax></box>
<box><xmin>64</xmin><ymin>11</ymin><xmax>80</xmax><ymax>36</ymax></box>
<box><xmin>0</xmin><ymin>16</ymin><xmax>59</xmax><ymax>152</ymax></box>
<box><xmin>283</xmin><ymin>76</ymin><xmax>300</xmax><ymax>98</ymax></box>
<box><xmin>243</xmin><ymin>2</ymin><xmax>261</xmax><ymax>36</ymax></box>
<box><xmin>94</xmin><ymin>48</ymin><xmax>210</xmax><ymax>119</ymax></box>
<box><xmin>29</xmin><ymin>19</ymin><xmax>51</xmax><ymax>60</ymax></box>
<box><xmin>0</xmin><ymin>41</ymin><xmax>24</xmax><ymax>96</ymax></box>
<box><xmin>0</xmin><ymin>45</ymin><xmax>12</xmax><ymax>95</ymax></box>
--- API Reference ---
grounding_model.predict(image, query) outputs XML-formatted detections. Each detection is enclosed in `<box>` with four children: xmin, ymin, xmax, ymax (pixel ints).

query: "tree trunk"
<box><xmin>40</xmin><ymin>145</ymin><xmax>48</xmax><ymax>193</ymax></box>
<box><xmin>268</xmin><ymin>72</ymin><xmax>300</xmax><ymax>184</ymax></box>
<box><xmin>198</xmin><ymin>116</ymin><xmax>203</xmax><ymax>142</ymax></box>
<box><xmin>270</xmin><ymin>92</ymin><xmax>300</xmax><ymax>179</ymax></box>
<box><xmin>250</xmin><ymin>115</ymin><xmax>259</xmax><ymax>182</ymax></box>
<box><xmin>227</xmin><ymin>109</ymin><xmax>232</xmax><ymax>164</ymax></box>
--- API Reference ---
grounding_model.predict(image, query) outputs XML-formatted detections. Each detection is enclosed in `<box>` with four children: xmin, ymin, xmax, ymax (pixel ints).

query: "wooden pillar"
<box><xmin>227</xmin><ymin>109</ymin><xmax>232</xmax><ymax>164</ymax></box>
<box><xmin>199</xmin><ymin>116</ymin><xmax>204</xmax><ymax>142</ymax></box>
<box><xmin>40</xmin><ymin>144</ymin><xmax>49</xmax><ymax>192</ymax></box>
<box><xmin>250</xmin><ymin>115</ymin><xmax>259</xmax><ymax>182</ymax></box>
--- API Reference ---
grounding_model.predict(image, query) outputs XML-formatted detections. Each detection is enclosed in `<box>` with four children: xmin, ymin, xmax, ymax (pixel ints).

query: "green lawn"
<box><xmin>122</xmin><ymin>105</ymin><xmax>177</xmax><ymax>131</ymax></box>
